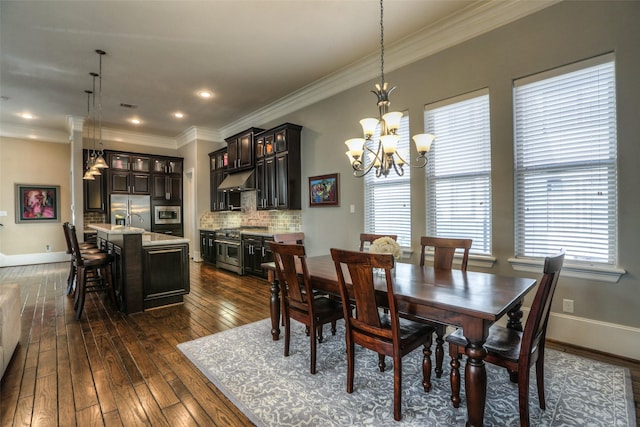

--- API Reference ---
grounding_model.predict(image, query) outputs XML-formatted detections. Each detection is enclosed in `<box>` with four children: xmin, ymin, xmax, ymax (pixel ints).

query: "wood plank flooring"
<box><xmin>1</xmin><ymin>261</ymin><xmax>638</xmax><ymax>426</ymax></box>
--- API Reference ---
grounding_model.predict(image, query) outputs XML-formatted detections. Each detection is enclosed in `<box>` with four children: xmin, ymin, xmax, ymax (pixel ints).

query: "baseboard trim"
<box><xmin>0</xmin><ymin>251</ymin><xmax>70</xmax><ymax>267</ymax></box>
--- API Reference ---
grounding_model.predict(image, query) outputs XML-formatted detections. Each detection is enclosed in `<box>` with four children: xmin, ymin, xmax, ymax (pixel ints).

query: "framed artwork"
<box><xmin>15</xmin><ymin>184</ymin><xmax>60</xmax><ymax>223</ymax></box>
<box><xmin>309</xmin><ymin>173</ymin><xmax>339</xmax><ymax>207</ymax></box>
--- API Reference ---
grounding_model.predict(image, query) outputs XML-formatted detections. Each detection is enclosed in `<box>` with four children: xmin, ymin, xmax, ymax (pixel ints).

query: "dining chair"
<box><xmin>446</xmin><ymin>250</ymin><xmax>565</xmax><ymax>426</ymax></box>
<box><xmin>66</xmin><ymin>223</ymin><xmax>116</xmax><ymax>320</ymax></box>
<box><xmin>62</xmin><ymin>222</ymin><xmax>101</xmax><ymax>296</ymax></box>
<box><xmin>272</xmin><ymin>232</ymin><xmax>305</xmax><ymax>244</ymax></box>
<box><xmin>359</xmin><ymin>233</ymin><xmax>398</xmax><ymax>252</ymax></box>
<box><xmin>270</xmin><ymin>242</ymin><xmax>343</xmax><ymax>374</ymax></box>
<box><xmin>330</xmin><ymin>248</ymin><xmax>436</xmax><ymax>421</ymax></box>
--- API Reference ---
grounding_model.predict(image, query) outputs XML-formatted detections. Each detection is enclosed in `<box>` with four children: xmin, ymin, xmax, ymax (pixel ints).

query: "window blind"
<box><xmin>364</xmin><ymin>114</ymin><xmax>411</xmax><ymax>247</ymax></box>
<box><xmin>514</xmin><ymin>54</ymin><xmax>617</xmax><ymax>264</ymax></box>
<box><xmin>424</xmin><ymin>89</ymin><xmax>492</xmax><ymax>255</ymax></box>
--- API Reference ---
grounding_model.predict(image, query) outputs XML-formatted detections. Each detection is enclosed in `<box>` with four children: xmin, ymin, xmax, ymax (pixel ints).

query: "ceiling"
<box><xmin>0</xmin><ymin>0</ymin><xmax>556</xmax><ymax>143</ymax></box>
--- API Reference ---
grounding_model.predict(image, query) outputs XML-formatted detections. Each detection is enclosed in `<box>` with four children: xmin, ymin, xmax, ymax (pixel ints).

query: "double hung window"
<box><xmin>424</xmin><ymin>89</ymin><xmax>492</xmax><ymax>255</ymax></box>
<box><xmin>513</xmin><ymin>54</ymin><xmax>618</xmax><ymax>267</ymax></box>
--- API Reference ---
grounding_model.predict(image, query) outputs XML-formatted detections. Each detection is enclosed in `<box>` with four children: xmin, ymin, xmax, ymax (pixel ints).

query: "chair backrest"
<box><xmin>272</xmin><ymin>232</ymin><xmax>305</xmax><ymax>244</ymax></box>
<box><xmin>520</xmin><ymin>250</ymin><xmax>565</xmax><ymax>364</ymax></box>
<box><xmin>331</xmin><ymin>248</ymin><xmax>398</xmax><ymax>340</ymax></box>
<box><xmin>62</xmin><ymin>222</ymin><xmax>73</xmax><ymax>254</ymax></box>
<box><xmin>65</xmin><ymin>223</ymin><xmax>85</xmax><ymax>267</ymax></box>
<box><xmin>270</xmin><ymin>242</ymin><xmax>313</xmax><ymax>314</ymax></box>
<box><xmin>420</xmin><ymin>236</ymin><xmax>472</xmax><ymax>270</ymax></box>
<box><xmin>359</xmin><ymin>233</ymin><xmax>398</xmax><ymax>252</ymax></box>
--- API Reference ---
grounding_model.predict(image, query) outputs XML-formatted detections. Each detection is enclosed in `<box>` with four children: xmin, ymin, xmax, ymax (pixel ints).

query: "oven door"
<box><xmin>215</xmin><ymin>240</ymin><xmax>242</xmax><ymax>267</ymax></box>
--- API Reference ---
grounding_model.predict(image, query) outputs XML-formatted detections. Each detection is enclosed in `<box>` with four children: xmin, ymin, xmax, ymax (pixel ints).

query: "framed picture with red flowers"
<box><xmin>15</xmin><ymin>184</ymin><xmax>60</xmax><ymax>223</ymax></box>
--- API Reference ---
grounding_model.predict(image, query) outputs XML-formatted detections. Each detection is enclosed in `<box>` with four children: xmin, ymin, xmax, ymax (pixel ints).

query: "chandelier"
<box><xmin>344</xmin><ymin>0</ymin><xmax>435</xmax><ymax>178</ymax></box>
<box><xmin>83</xmin><ymin>49</ymin><xmax>109</xmax><ymax>180</ymax></box>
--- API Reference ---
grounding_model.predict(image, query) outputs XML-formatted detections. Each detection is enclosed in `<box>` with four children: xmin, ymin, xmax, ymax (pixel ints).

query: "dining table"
<box><xmin>263</xmin><ymin>255</ymin><xmax>537</xmax><ymax>427</ymax></box>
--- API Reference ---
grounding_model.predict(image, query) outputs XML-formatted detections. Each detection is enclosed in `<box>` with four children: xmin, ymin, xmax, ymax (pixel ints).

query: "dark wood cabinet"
<box><xmin>209</xmin><ymin>148</ymin><xmax>240</xmax><ymax>211</ymax></box>
<box><xmin>107</xmin><ymin>152</ymin><xmax>151</xmax><ymax>194</ymax></box>
<box><xmin>200</xmin><ymin>230</ymin><xmax>216</xmax><ymax>263</ymax></box>
<box><xmin>152</xmin><ymin>157</ymin><xmax>183</xmax><ymax>201</ymax></box>
<box><xmin>255</xmin><ymin>123</ymin><xmax>302</xmax><ymax>210</ymax></box>
<box><xmin>225</xmin><ymin>127</ymin><xmax>263</xmax><ymax>172</ymax></box>
<box><xmin>142</xmin><ymin>243</ymin><xmax>190</xmax><ymax>310</ymax></box>
<box><xmin>242</xmin><ymin>234</ymin><xmax>273</xmax><ymax>278</ymax></box>
<box><xmin>83</xmin><ymin>150</ymin><xmax>106</xmax><ymax>212</ymax></box>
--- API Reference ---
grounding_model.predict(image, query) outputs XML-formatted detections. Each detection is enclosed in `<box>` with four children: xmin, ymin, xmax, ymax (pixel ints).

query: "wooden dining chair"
<box><xmin>446</xmin><ymin>250</ymin><xmax>565</xmax><ymax>426</ymax></box>
<box><xmin>359</xmin><ymin>233</ymin><xmax>397</xmax><ymax>252</ymax></box>
<box><xmin>272</xmin><ymin>232</ymin><xmax>305</xmax><ymax>244</ymax></box>
<box><xmin>66</xmin><ymin>223</ymin><xmax>116</xmax><ymax>320</ymax></box>
<box><xmin>419</xmin><ymin>236</ymin><xmax>472</xmax><ymax>269</ymax></box>
<box><xmin>330</xmin><ymin>248</ymin><xmax>436</xmax><ymax>421</ymax></box>
<box><xmin>413</xmin><ymin>236</ymin><xmax>474</xmax><ymax>377</ymax></box>
<box><xmin>62</xmin><ymin>222</ymin><xmax>101</xmax><ymax>296</ymax></box>
<box><xmin>270</xmin><ymin>242</ymin><xmax>343</xmax><ymax>374</ymax></box>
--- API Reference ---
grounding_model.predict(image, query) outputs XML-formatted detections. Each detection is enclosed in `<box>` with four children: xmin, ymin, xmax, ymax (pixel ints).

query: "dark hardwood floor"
<box><xmin>1</xmin><ymin>261</ymin><xmax>638</xmax><ymax>426</ymax></box>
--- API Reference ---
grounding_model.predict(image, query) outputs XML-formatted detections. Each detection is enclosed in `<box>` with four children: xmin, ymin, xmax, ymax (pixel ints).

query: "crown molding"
<box><xmin>221</xmin><ymin>0</ymin><xmax>559</xmax><ymax>136</ymax></box>
<box><xmin>176</xmin><ymin>126</ymin><xmax>222</xmax><ymax>148</ymax></box>
<box><xmin>0</xmin><ymin>123</ymin><xmax>69</xmax><ymax>143</ymax></box>
<box><xmin>99</xmin><ymin>127</ymin><xmax>177</xmax><ymax>149</ymax></box>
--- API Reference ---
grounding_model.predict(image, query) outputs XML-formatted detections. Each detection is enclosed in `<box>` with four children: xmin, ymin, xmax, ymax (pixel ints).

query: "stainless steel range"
<box><xmin>214</xmin><ymin>229</ymin><xmax>243</xmax><ymax>274</ymax></box>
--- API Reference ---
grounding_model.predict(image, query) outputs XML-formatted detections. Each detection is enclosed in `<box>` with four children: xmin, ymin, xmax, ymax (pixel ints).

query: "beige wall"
<box><xmin>0</xmin><ymin>137</ymin><xmax>70</xmax><ymax>256</ymax></box>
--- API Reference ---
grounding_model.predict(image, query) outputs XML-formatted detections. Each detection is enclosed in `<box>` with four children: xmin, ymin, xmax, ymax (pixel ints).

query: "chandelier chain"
<box><xmin>379</xmin><ymin>0</ymin><xmax>385</xmax><ymax>86</ymax></box>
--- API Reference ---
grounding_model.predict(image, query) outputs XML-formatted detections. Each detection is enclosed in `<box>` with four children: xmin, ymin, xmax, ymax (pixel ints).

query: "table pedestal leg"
<box><xmin>270</xmin><ymin>276</ymin><xmax>281</xmax><ymax>341</ymax></box>
<box><xmin>506</xmin><ymin>300</ymin><xmax>524</xmax><ymax>332</ymax></box>
<box><xmin>465</xmin><ymin>343</ymin><xmax>487</xmax><ymax>427</ymax></box>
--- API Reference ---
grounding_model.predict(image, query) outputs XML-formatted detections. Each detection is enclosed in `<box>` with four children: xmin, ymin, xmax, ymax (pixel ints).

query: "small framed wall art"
<box><xmin>309</xmin><ymin>173</ymin><xmax>339</xmax><ymax>207</ymax></box>
<box><xmin>15</xmin><ymin>184</ymin><xmax>61</xmax><ymax>223</ymax></box>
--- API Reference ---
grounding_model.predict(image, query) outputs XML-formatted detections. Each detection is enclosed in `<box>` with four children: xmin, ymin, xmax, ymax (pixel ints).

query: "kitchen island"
<box><xmin>89</xmin><ymin>224</ymin><xmax>190</xmax><ymax>313</ymax></box>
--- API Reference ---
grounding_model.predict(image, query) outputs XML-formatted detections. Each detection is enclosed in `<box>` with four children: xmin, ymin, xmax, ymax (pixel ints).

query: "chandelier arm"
<box><xmin>409</xmin><ymin>155</ymin><xmax>429</xmax><ymax>169</ymax></box>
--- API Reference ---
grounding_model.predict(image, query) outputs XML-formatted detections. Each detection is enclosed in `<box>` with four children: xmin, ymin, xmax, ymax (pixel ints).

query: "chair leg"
<box><xmin>284</xmin><ymin>312</ymin><xmax>291</xmax><ymax>357</ymax></box>
<box><xmin>310</xmin><ymin>324</ymin><xmax>317</xmax><ymax>374</ymax></box>
<box><xmin>66</xmin><ymin>261</ymin><xmax>75</xmax><ymax>296</ymax></box>
<box><xmin>450</xmin><ymin>349</ymin><xmax>462</xmax><ymax>408</ymax></box>
<box><xmin>75</xmin><ymin>267</ymin><xmax>87</xmax><ymax>320</ymax></box>
<box><xmin>104</xmin><ymin>264</ymin><xmax>116</xmax><ymax>306</ymax></box>
<box><xmin>434</xmin><ymin>325</ymin><xmax>445</xmax><ymax>378</ymax></box>
<box><xmin>346</xmin><ymin>340</ymin><xmax>355</xmax><ymax>394</ymax></box>
<box><xmin>378</xmin><ymin>353</ymin><xmax>386</xmax><ymax>372</ymax></box>
<box><xmin>422</xmin><ymin>335</ymin><xmax>433</xmax><ymax>392</ymax></box>
<box><xmin>536</xmin><ymin>354</ymin><xmax>546</xmax><ymax>410</ymax></box>
<box><xmin>330</xmin><ymin>320</ymin><xmax>337</xmax><ymax>335</ymax></box>
<box><xmin>393</xmin><ymin>354</ymin><xmax>402</xmax><ymax>421</ymax></box>
<box><xmin>518</xmin><ymin>368</ymin><xmax>530</xmax><ymax>427</ymax></box>
<box><xmin>317</xmin><ymin>324</ymin><xmax>324</xmax><ymax>343</ymax></box>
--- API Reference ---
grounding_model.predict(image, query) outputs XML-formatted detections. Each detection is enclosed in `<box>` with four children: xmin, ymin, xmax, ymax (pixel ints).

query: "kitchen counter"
<box><xmin>90</xmin><ymin>224</ymin><xmax>190</xmax><ymax>313</ymax></box>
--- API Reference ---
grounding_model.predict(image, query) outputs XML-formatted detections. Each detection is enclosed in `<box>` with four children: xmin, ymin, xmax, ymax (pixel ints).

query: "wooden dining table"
<box><xmin>264</xmin><ymin>255</ymin><xmax>537</xmax><ymax>427</ymax></box>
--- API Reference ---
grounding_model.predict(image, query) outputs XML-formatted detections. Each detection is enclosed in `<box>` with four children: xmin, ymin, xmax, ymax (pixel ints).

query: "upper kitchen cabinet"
<box><xmin>255</xmin><ymin>123</ymin><xmax>302</xmax><ymax>210</ymax></box>
<box><xmin>209</xmin><ymin>148</ymin><xmax>240</xmax><ymax>211</ymax></box>
<box><xmin>225</xmin><ymin>127</ymin><xmax>264</xmax><ymax>172</ymax></box>
<box><xmin>108</xmin><ymin>152</ymin><xmax>151</xmax><ymax>194</ymax></box>
<box><xmin>152</xmin><ymin>157</ymin><xmax>183</xmax><ymax>201</ymax></box>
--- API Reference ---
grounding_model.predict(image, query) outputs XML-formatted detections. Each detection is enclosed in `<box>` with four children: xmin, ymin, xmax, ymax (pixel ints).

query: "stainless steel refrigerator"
<box><xmin>110</xmin><ymin>194</ymin><xmax>151</xmax><ymax>230</ymax></box>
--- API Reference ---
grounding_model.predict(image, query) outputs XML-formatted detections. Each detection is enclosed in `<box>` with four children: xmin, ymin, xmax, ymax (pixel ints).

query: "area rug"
<box><xmin>177</xmin><ymin>319</ymin><xmax>635</xmax><ymax>426</ymax></box>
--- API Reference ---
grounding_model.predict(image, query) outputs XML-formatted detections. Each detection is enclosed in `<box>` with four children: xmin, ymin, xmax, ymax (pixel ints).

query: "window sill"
<box><xmin>508</xmin><ymin>257</ymin><xmax>625</xmax><ymax>283</ymax></box>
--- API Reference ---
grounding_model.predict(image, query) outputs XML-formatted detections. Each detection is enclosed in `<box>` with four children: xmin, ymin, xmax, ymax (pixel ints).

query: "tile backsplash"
<box><xmin>200</xmin><ymin>191</ymin><xmax>302</xmax><ymax>231</ymax></box>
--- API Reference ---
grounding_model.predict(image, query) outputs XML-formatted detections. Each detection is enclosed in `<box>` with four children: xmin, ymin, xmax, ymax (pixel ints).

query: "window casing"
<box><xmin>513</xmin><ymin>54</ymin><xmax>618</xmax><ymax>267</ymax></box>
<box><xmin>424</xmin><ymin>89</ymin><xmax>492</xmax><ymax>255</ymax></box>
<box><xmin>364</xmin><ymin>114</ymin><xmax>411</xmax><ymax>247</ymax></box>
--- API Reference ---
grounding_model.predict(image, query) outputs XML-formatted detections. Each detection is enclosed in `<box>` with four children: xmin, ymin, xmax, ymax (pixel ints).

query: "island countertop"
<box><xmin>89</xmin><ymin>224</ymin><xmax>190</xmax><ymax>246</ymax></box>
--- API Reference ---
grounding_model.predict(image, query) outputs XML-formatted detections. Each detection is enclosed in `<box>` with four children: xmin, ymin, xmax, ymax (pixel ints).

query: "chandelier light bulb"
<box><xmin>382</xmin><ymin>112</ymin><xmax>403</xmax><ymax>134</ymax></box>
<box><xmin>413</xmin><ymin>133</ymin><xmax>435</xmax><ymax>154</ymax></box>
<box><xmin>359</xmin><ymin>118</ymin><xmax>379</xmax><ymax>139</ymax></box>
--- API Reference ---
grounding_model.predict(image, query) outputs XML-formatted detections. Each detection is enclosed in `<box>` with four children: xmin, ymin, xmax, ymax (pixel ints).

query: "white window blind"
<box><xmin>514</xmin><ymin>54</ymin><xmax>617</xmax><ymax>265</ymax></box>
<box><xmin>424</xmin><ymin>89</ymin><xmax>492</xmax><ymax>255</ymax></box>
<box><xmin>364</xmin><ymin>114</ymin><xmax>411</xmax><ymax>247</ymax></box>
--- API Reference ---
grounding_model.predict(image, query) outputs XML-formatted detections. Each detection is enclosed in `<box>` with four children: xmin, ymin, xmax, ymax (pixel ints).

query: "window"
<box><xmin>424</xmin><ymin>89</ymin><xmax>492</xmax><ymax>255</ymax></box>
<box><xmin>364</xmin><ymin>113</ymin><xmax>411</xmax><ymax>247</ymax></box>
<box><xmin>514</xmin><ymin>54</ymin><xmax>617</xmax><ymax>266</ymax></box>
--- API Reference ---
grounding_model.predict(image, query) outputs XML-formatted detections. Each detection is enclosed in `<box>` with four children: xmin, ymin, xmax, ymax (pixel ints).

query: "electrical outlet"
<box><xmin>562</xmin><ymin>298</ymin><xmax>574</xmax><ymax>313</ymax></box>
<box><xmin>45</xmin><ymin>244</ymin><xmax>51</xmax><ymax>253</ymax></box>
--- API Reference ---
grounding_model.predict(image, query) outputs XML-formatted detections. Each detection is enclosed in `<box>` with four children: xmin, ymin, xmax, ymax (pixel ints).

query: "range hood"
<box><xmin>217</xmin><ymin>169</ymin><xmax>255</xmax><ymax>191</ymax></box>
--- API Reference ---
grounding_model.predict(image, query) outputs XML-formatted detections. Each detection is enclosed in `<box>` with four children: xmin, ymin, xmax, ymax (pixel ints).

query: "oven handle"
<box><xmin>214</xmin><ymin>239</ymin><xmax>241</xmax><ymax>246</ymax></box>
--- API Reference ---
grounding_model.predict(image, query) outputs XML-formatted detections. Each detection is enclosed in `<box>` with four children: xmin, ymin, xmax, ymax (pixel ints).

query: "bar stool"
<box><xmin>62</xmin><ymin>222</ymin><xmax>102</xmax><ymax>296</ymax></box>
<box><xmin>66</xmin><ymin>223</ymin><xmax>116</xmax><ymax>320</ymax></box>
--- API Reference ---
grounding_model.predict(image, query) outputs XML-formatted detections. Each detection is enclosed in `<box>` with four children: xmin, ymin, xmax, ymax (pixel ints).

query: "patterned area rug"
<box><xmin>178</xmin><ymin>319</ymin><xmax>635</xmax><ymax>426</ymax></box>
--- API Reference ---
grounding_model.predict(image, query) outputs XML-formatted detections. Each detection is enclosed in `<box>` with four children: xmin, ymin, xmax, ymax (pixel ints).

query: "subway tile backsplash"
<box><xmin>200</xmin><ymin>191</ymin><xmax>302</xmax><ymax>231</ymax></box>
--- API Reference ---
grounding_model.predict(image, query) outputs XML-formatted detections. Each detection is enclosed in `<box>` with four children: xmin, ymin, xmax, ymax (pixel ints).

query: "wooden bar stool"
<box><xmin>62</xmin><ymin>222</ymin><xmax>102</xmax><ymax>296</ymax></box>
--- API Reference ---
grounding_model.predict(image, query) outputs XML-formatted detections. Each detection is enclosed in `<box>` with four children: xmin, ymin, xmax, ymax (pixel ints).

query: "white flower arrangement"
<box><xmin>369</xmin><ymin>236</ymin><xmax>401</xmax><ymax>259</ymax></box>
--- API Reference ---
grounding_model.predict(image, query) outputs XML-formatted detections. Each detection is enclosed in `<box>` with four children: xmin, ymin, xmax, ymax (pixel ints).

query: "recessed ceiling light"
<box><xmin>129</xmin><ymin>118</ymin><xmax>142</xmax><ymax>125</ymax></box>
<box><xmin>20</xmin><ymin>113</ymin><xmax>34</xmax><ymax>119</ymax></box>
<box><xmin>173</xmin><ymin>112</ymin><xmax>184</xmax><ymax>119</ymax></box>
<box><xmin>198</xmin><ymin>90</ymin><xmax>213</xmax><ymax>98</ymax></box>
